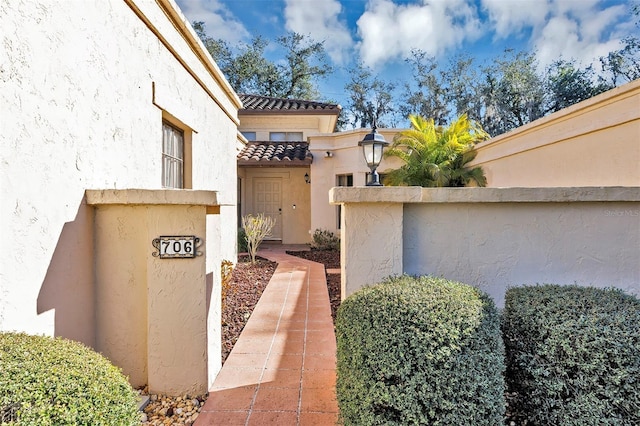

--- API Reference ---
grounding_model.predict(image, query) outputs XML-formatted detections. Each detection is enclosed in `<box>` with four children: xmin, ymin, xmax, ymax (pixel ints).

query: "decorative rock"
<box><xmin>139</xmin><ymin>388</ymin><xmax>207</xmax><ymax>426</ymax></box>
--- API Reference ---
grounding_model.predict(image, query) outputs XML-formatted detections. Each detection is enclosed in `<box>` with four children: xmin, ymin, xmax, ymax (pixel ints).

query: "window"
<box><xmin>336</xmin><ymin>174</ymin><xmax>353</xmax><ymax>229</ymax></box>
<box><xmin>162</xmin><ymin>121</ymin><xmax>184</xmax><ymax>188</ymax></box>
<box><xmin>269</xmin><ymin>132</ymin><xmax>303</xmax><ymax>141</ymax></box>
<box><xmin>242</xmin><ymin>131</ymin><xmax>256</xmax><ymax>141</ymax></box>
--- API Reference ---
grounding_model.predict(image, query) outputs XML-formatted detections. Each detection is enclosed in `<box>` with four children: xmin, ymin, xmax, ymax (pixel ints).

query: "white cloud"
<box><xmin>176</xmin><ymin>0</ymin><xmax>250</xmax><ymax>44</ymax></box>
<box><xmin>284</xmin><ymin>0</ymin><xmax>354</xmax><ymax>64</ymax></box>
<box><xmin>356</xmin><ymin>0</ymin><xmax>482</xmax><ymax>68</ymax></box>
<box><xmin>534</xmin><ymin>5</ymin><xmax>625</xmax><ymax>70</ymax></box>
<box><xmin>481</xmin><ymin>0</ymin><xmax>550</xmax><ymax>38</ymax></box>
<box><xmin>482</xmin><ymin>0</ymin><xmax>628</xmax><ymax>71</ymax></box>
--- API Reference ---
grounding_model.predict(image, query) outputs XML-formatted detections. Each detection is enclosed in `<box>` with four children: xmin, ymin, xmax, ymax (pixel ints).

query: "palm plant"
<box><xmin>383</xmin><ymin>114</ymin><xmax>489</xmax><ymax>187</ymax></box>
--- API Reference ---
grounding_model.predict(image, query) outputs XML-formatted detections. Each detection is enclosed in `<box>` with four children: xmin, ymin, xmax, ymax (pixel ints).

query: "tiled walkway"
<box><xmin>194</xmin><ymin>245</ymin><xmax>339</xmax><ymax>425</ymax></box>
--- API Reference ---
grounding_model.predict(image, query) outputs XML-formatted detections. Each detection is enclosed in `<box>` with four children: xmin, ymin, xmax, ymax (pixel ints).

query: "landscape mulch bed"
<box><xmin>221</xmin><ymin>254</ymin><xmax>277</xmax><ymax>363</ymax></box>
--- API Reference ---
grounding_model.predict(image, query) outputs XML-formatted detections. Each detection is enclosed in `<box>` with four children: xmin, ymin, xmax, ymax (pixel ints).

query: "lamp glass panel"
<box><xmin>362</xmin><ymin>143</ymin><xmax>375</xmax><ymax>167</ymax></box>
<box><xmin>373</xmin><ymin>143</ymin><xmax>384</xmax><ymax>165</ymax></box>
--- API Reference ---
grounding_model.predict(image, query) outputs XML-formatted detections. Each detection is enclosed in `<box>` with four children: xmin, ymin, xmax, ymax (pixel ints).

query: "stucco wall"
<box><xmin>471</xmin><ymin>80</ymin><xmax>640</xmax><ymax>187</ymax></box>
<box><xmin>331</xmin><ymin>187</ymin><xmax>640</xmax><ymax>307</ymax></box>
<box><xmin>88</xmin><ymin>190</ymin><xmax>215</xmax><ymax>395</ymax></box>
<box><xmin>238</xmin><ymin>114</ymin><xmax>336</xmax><ymax>140</ymax></box>
<box><xmin>1</xmin><ymin>0</ymin><xmax>239</xmax><ymax>388</ymax></box>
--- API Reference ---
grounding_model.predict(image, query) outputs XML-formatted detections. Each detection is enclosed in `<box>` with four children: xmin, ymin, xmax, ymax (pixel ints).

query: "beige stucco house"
<box><xmin>1</xmin><ymin>0</ymin><xmax>241</xmax><ymax>395</ymax></box>
<box><xmin>236</xmin><ymin>94</ymin><xmax>339</xmax><ymax>244</ymax></box>
<box><xmin>237</xmin><ymin>94</ymin><xmax>403</xmax><ymax>243</ymax></box>
<box><xmin>239</xmin><ymin>79</ymin><xmax>639</xmax><ymax>246</ymax></box>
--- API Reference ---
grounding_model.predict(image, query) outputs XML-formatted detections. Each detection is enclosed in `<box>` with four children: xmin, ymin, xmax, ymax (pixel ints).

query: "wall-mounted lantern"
<box><xmin>358</xmin><ymin>124</ymin><xmax>388</xmax><ymax>186</ymax></box>
<box><xmin>304</xmin><ymin>172</ymin><xmax>311</xmax><ymax>184</ymax></box>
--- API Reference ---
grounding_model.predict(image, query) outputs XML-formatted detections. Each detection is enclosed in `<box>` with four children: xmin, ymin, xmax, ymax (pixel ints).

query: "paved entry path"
<box><xmin>194</xmin><ymin>244</ymin><xmax>339</xmax><ymax>425</ymax></box>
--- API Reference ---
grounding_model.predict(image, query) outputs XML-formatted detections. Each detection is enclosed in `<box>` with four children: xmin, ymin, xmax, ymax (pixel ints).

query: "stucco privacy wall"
<box><xmin>330</xmin><ymin>187</ymin><xmax>640</xmax><ymax>306</ymax></box>
<box><xmin>470</xmin><ymin>79</ymin><xmax>640</xmax><ymax>187</ymax></box>
<box><xmin>1</xmin><ymin>0</ymin><xmax>239</xmax><ymax>389</ymax></box>
<box><xmin>87</xmin><ymin>190</ymin><xmax>215</xmax><ymax>395</ymax></box>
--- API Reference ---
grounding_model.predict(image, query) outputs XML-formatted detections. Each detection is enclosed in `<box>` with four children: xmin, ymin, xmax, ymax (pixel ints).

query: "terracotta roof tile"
<box><xmin>238</xmin><ymin>141</ymin><xmax>313</xmax><ymax>166</ymax></box>
<box><xmin>239</xmin><ymin>94</ymin><xmax>340</xmax><ymax>113</ymax></box>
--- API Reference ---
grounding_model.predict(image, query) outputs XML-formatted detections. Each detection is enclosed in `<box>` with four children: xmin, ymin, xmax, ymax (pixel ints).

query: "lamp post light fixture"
<box><xmin>358</xmin><ymin>124</ymin><xmax>388</xmax><ymax>186</ymax></box>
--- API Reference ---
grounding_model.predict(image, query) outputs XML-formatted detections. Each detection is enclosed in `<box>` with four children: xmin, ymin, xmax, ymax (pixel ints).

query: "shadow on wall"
<box><xmin>37</xmin><ymin>198</ymin><xmax>95</xmax><ymax>347</ymax></box>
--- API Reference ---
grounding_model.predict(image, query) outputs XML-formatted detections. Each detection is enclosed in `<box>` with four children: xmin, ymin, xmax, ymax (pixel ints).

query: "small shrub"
<box><xmin>237</xmin><ymin>227</ymin><xmax>248</xmax><ymax>253</ymax></box>
<box><xmin>310</xmin><ymin>228</ymin><xmax>340</xmax><ymax>251</ymax></box>
<box><xmin>335</xmin><ymin>275</ymin><xmax>505</xmax><ymax>425</ymax></box>
<box><xmin>241</xmin><ymin>213</ymin><xmax>275</xmax><ymax>264</ymax></box>
<box><xmin>503</xmin><ymin>285</ymin><xmax>640</xmax><ymax>425</ymax></box>
<box><xmin>0</xmin><ymin>332</ymin><xmax>139</xmax><ymax>425</ymax></box>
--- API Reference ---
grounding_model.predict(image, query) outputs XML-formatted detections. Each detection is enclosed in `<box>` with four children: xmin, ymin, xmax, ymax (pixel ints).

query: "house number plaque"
<box><xmin>152</xmin><ymin>236</ymin><xmax>202</xmax><ymax>258</ymax></box>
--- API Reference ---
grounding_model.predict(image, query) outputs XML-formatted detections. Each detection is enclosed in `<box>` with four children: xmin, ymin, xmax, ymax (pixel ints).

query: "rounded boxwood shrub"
<box><xmin>0</xmin><ymin>332</ymin><xmax>139</xmax><ymax>425</ymax></box>
<box><xmin>335</xmin><ymin>275</ymin><xmax>505</xmax><ymax>425</ymax></box>
<box><xmin>502</xmin><ymin>285</ymin><xmax>640</xmax><ymax>425</ymax></box>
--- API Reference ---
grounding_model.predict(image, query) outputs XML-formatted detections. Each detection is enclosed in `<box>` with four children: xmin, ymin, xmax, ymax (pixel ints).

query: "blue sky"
<box><xmin>175</xmin><ymin>0</ymin><xmax>637</xmax><ymax>108</ymax></box>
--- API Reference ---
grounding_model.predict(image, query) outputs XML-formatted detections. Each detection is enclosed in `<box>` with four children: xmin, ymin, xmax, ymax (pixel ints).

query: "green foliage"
<box><xmin>193</xmin><ymin>22</ymin><xmax>332</xmax><ymax>100</ymax></box>
<box><xmin>0</xmin><ymin>332</ymin><xmax>139</xmax><ymax>426</ymax></box>
<box><xmin>401</xmin><ymin>51</ymin><xmax>451</xmax><ymax>126</ymax></box>
<box><xmin>241</xmin><ymin>213</ymin><xmax>275</xmax><ymax>264</ymax></box>
<box><xmin>237</xmin><ymin>227</ymin><xmax>248</xmax><ymax>253</ymax></box>
<box><xmin>502</xmin><ymin>285</ymin><xmax>640</xmax><ymax>425</ymax></box>
<box><xmin>336</xmin><ymin>275</ymin><xmax>505</xmax><ymax>425</ymax></box>
<box><xmin>545</xmin><ymin>60</ymin><xmax>610</xmax><ymax>113</ymax></box>
<box><xmin>345</xmin><ymin>62</ymin><xmax>397</xmax><ymax>128</ymax></box>
<box><xmin>310</xmin><ymin>229</ymin><xmax>340</xmax><ymax>251</ymax></box>
<box><xmin>384</xmin><ymin>114</ymin><xmax>488</xmax><ymax>187</ymax></box>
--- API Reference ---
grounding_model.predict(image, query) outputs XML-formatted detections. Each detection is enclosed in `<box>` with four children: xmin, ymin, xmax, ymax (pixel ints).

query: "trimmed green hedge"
<box><xmin>336</xmin><ymin>275</ymin><xmax>505</xmax><ymax>425</ymax></box>
<box><xmin>237</xmin><ymin>227</ymin><xmax>248</xmax><ymax>253</ymax></box>
<box><xmin>0</xmin><ymin>332</ymin><xmax>139</xmax><ymax>426</ymax></box>
<box><xmin>503</xmin><ymin>285</ymin><xmax>640</xmax><ymax>425</ymax></box>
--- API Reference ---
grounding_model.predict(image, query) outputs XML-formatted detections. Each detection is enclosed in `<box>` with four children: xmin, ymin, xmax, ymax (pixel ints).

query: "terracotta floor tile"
<box><xmin>247</xmin><ymin>410</ymin><xmax>299</xmax><ymax>425</ymax></box>
<box><xmin>279</xmin><ymin>330</ymin><xmax>306</xmax><ymax>342</ymax></box>
<box><xmin>193</xmin><ymin>410</ymin><xmax>249</xmax><ymax>425</ymax></box>
<box><xmin>266</xmin><ymin>353</ymin><xmax>304</xmax><ymax>370</ymax></box>
<box><xmin>210</xmin><ymin>368</ymin><xmax>263</xmax><ymax>389</ymax></box>
<box><xmin>259</xmin><ymin>368</ymin><xmax>302</xmax><ymax>388</ymax></box>
<box><xmin>230</xmin><ymin>338</ymin><xmax>275</xmax><ymax>354</ymax></box>
<box><xmin>305</xmin><ymin>338</ymin><xmax>337</xmax><ymax>355</ymax></box>
<box><xmin>303</xmin><ymin>353</ymin><xmax>336</xmax><ymax>370</ymax></box>
<box><xmin>302</xmin><ymin>368</ymin><xmax>337</xmax><ymax>389</ymax></box>
<box><xmin>305</xmin><ymin>321</ymin><xmax>335</xmax><ymax>331</ymax></box>
<box><xmin>252</xmin><ymin>386</ymin><xmax>301</xmax><ymax>411</ymax></box>
<box><xmin>298</xmin><ymin>411</ymin><xmax>340</xmax><ymax>425</ymax></box>
<box><xmin>201</xmin><ymin>385</ymin><xmax>257</xmax><ymax>411</ymax></box>
<box><xmin>277</xmin><ymin>320</ymin><xmax>307</xmax><ymax>331</ymax></box>
<box><xmin>222</xmin><ymin>352</ymin><xmax>268</xmax><ymax>369</ymax></box>
<box><xmin>300</xmin><ymin>387</ymin><xmax>339</xmax><ymax>413</ymax></box>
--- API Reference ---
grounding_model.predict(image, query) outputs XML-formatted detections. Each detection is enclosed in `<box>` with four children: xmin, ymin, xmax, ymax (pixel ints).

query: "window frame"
<box><xmin>162</xmin><ymin>120</ymin><xmax>185</xmax><ymax>189</ymax></box>
<box><xmin>335</xmin><ymin>174</ymin><xmax>353</xmax><ymax>229</ymax></box>
<box><xmin>269</xmin><ymin>131</ymin><xmax>303</xmax><ymax>142</ymax></box>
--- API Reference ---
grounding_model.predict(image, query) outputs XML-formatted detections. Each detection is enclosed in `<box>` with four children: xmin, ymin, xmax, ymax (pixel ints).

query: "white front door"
<box><xmin>254</xmin><ymin>178</ymin><xmax>282</xmax><ymax>240</ymax></box>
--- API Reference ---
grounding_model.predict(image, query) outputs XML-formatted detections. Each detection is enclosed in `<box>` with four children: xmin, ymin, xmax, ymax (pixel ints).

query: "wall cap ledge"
<box><xmin>330</xmin><ymin>186</ymin><xmax>640</xmax><ymax>204</ymax></box>
<box><xmin>85</xmin><ymin>189</ymin><xmax>219</xmax><ymax>206</ymax></box>
<box><xmin>330</xmin><ymin>186</ymin><xmax>422</xmax><ymax>204</ymax></box>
